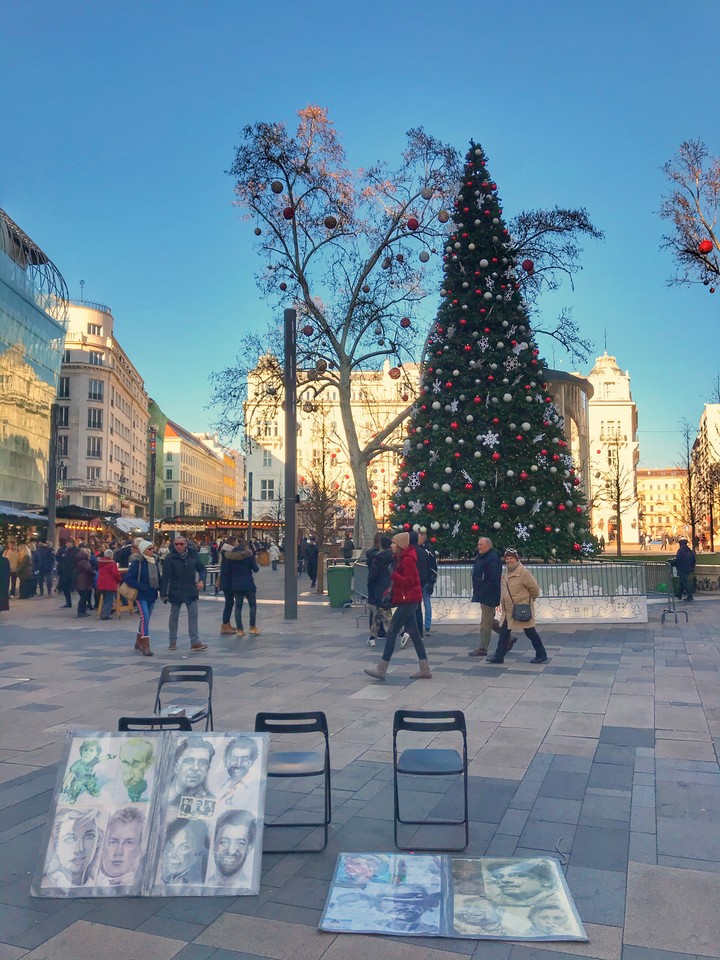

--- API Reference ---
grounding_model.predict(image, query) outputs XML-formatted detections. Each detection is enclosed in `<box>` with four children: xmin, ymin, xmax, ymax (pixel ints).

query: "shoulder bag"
<box><xmin>506</xmin><ymin>579</ymin><xmax>532</xmax><ymax>622</ymax></box>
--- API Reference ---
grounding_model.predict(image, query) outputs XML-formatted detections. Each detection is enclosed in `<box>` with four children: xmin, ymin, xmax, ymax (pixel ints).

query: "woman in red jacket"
<box><xmin>364</xmin><ymin>533</ymin><xmax>432</xmax><ymax>681</ymax></box>
<box><xmin>97</xmin><ymin>549</ymin><xmax>122</xmax><ymax>620</ymax></box>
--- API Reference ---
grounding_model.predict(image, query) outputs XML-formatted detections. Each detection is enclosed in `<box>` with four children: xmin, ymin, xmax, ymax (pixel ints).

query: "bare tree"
<box><xmin>660</xmin><ymin>139</ymin><xmax>720</xmax><ymax>288</ymax></box>
<box><xmin>593</xmin><ymin>435</ymin><xmax>638</xmax><ymax>556</ymax></box>
<box><xmin>677</xmin><ymin>419</ymin><xmax>701</xmax><ymax>547</ymax></box>
<box><xmin>212</xmin><ymin>107</ymin><xmax>602</xmax><ymax>544</ymax></box>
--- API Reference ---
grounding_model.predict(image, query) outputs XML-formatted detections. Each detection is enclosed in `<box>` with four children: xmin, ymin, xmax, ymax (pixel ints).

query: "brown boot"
<box><xmin>364</xmin><ymin>660</ymin><xmax>390</xmax><ymax>680</ymax></box>
<box><xmin>220</xmin><ymin>623</ymin><xmax>235</xmax><ymax>635</ymax></box>
<box><xmin>134</xmin><ymin>631</ymin><xmax>141</xmax><ymax>650</ymax></box>
<box><xmin>409</xmin><ymin>659</ymin><xmax>432</xmax><ymax>679</ymax></box>
<box><xmin>139</xmin><ymin>637</ymin><xmax>153</xmax><ymax>657</ymax></box>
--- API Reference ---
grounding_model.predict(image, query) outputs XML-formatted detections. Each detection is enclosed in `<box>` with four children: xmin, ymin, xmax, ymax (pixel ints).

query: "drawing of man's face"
<box><xmin>530</xmin><ymin>903</ymin><xmax>570</xmax><ymax>934</ymax></box>
<box><xmin>213</xmin><ymin>821</ymin><xmax>252</xmax><ymax>877</ymax></box>
<box><xmin>120</xmin><ymin>739</ymin><xmax>153</xmax><ymax>788</ymax></box>
<box><xmin>344</xmin><ymin>856</ymin><xmax>382</xmax><ymax>883</ymax></box>
<box><xmin>101</xmin><ymin>811</ymin><xmax>143</xmax><ymax>878</ymax></box>
<box><xmin>487</xmin><ymin>863</ymin><xmax>553</xmax><ymax>902</ymax></box>
<box><xmin>456</xmin><ymin>899</ymin><xmax>503</xmax><ymax>929</ymax></box>
<box><xmin>174</xmin><ymin>746</ymin><xmax>212</xmax><ymax>792</ymax></box>
<box><xmin>224</xmin><ymin>738</ymin><xmax>257</xmax><ymax>783</ymax></box>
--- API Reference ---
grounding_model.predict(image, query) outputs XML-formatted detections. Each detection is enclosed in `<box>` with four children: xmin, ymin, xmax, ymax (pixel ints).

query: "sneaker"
<box><xmin>236</xmin><ymin>629</ymin><xmax>245</xmax><ymax>637</ymax></box>
<box><xmin>530</xmin><ymin>655</ymin><xmax>548</xmax><ymax>664</ymax></box>
<box><xmin>367</xmin><ymin>636</ymin><xmax>376</xmax><ymax>647</ymax></box>
<box><xmin>249</xmin><ymin>626</ymin><xmax>260</xmax><ymax>636</ymax></box>
<box><xmin>400</xmin><ymin>633</ymin><xmax>409</xmax><ymax>648</ymax></box>
<box><xmin>168</xmin><ymin>642</ymin><xmax>177</xmax><ymax>651</ymax></box>
<box><xmin>424</xmin><ymin>627</ymin><xmax>431</xmax><ymax>635</ymax></box>
<box><xmin>485</xmin><ymin>656</ymin><xmax>505</xmax><ymax>664</ymax></box>
<box><xmin>190</xmin><ymin>643</ymin><xmax>208</xmax><ymax>652</ymax></box>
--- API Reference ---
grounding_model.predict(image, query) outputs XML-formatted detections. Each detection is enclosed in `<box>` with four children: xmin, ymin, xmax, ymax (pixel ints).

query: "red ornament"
<box><xmin>302</xmin><ymin>324</ymin><xmax>314</xmax><ymax>336</ymax></box>
<box><xmin>404</xmin><ymin>523</ymin><xmax>411</xmax><ymax>530</ymax></box>
<box><xmin>492</xmin><ymin>452</ymin><xmax>501</xmax><ymax>461</ymax></box>
<box><xmin>450</xmin><ymin>422</ymin><xmax>459</xmax><ymax>430</ymax></box>
<box><xmin>541</xmin><ymin>449</ymin><xmax>548</xmax><ymax>455</ymax></box>
<box><xmin>401</xmin><ymin>472</ymin><xmax>408</xmax><ymax>479</ymax></box>
<box><xmin>488</xmin><ymin>375</ymin><xmax>495</xmax><ymax>382</ymax></box>
<box><xmin>389</xmin><ymin>367</ymin><xmax>402</xmax><ymax>380</ymax></box>
<box><xmin>500</xmin><ymin>502</ymin><xmax>509</xmax><ymax>511</ymax></box>
<box><xmin>492</xmin><ymin>418</ymin><xmax>500</xmax><ymax>424</ymax></box>
<box><xmin>403</xmin><ymin>394</ymin><xmax>409</xmax><ymax>402</ymax></box>
<box><xmin>399</xmin><ymin>318</ymin><xmax>412</xmax><ymax>331</ymax></box>
<box><xmin>520</xmin><ymin>471</ymin><xmax>528</xmax><ymax>479</ymax></box>
<box><xmin>545</xmin><ymin>525</ymin><xmax>552</xmax><ymax>532</ymax></box>
<box><xmin>418</xmin><ymin>471</ymin><xmax>426</xmax><ymax>478</ymax></box>
<box><xmin>407</xmin><ymin>217</ymin><xmax>419</xmax><ymax>231</ymax></box>
<box><xmin>464</xmin><ymin>344</ymin><xmax>472</xmax><ymax>352</ymax></box>
<box><xmin>465</xmin><ymin>482</ymin><xmax>473</xmax><ymax>490</ymax></box>
<box><xmin>558</xmin><ymin>504</ymin><xmax>566</xmax><ymax>511</ymax></box>
<box><xmin>324</xmin><ymin>215</ymin><xmax>337</xmax><ymax>229</ymax></box>
<box><xmin>283</xmin><ymin>207</ymin><xmax>295</xmax><ymax>220</ymax></box>
<box><xmin>576</xmin><ymin>506</ymin><xmax>583</xmax><ymax>514</ymax></box>
<box><xmin>426</xmin><ymin>503</ymin><xmax>435</xmax><ymax>512</ymax></box>
<box><xmin>573</xmin><ymin>543</ymin><xmax>581</xmax><ymax>552</ymax></box>
<box><xmin>445</xmin><ymin>381</ymin><xmax>453</xmax><ymax>389</ymax></box>
<box><xmin>473</xmin><ymin>396</ymin><xmax>482</xmax><ymax>404</ymax></box>
<box><xmin>521</xmin><ymin>258</ymin><xmax>534</xmax><ymax>273</ymax></box>
<box><xmin>471</xmin><ymin>524</ymin><xmax>480</xmax><ymax>532</ymax></box>
<box><xmin>430</xmin><ymin>536</ymin><xmax>437</xmax><ymax>543</ymax></box>
<box><xmin>454</xmin><ymin>452</ymin><xmax>461</xmax><ymax>459</ymax></box>
<box><xmin>698</xmin><ymin>239</ymin><xmax>714</xmax><ymax>254</ymax></box>
<box><xmin>279</xmin><ymin>282</ymin><xmax>287</xmax><ymax>291</ymax></box>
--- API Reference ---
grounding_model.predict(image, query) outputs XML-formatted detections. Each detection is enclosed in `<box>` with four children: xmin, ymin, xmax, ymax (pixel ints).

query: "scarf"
<box><xmin>142</xmin><ymin>555</ymin><xmax>159</xmax><ymax>589</ymax></box>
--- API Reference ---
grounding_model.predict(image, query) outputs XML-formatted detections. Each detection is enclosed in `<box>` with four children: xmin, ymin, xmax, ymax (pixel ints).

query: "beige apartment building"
<box><xmin>57</xmin><ymin>302</ymin><xmax>148</xmax><ymax>517</ymax></box>
<box><xmin>163</xmin><ymin>421</ymin><xmax>224</xmax><ymax>517</ymax></box>
<box><xmin>636</xmin><ymin>468</ymin><xmax>687</xmax><ymax>541</ymax></box>
<box><xmin>193</xmin><ymin>432</ymin><xmax>244</xmax><ymax>517</ymax></box>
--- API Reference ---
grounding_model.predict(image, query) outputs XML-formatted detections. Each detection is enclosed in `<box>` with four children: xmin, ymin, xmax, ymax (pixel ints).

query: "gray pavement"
<box><xmin>1</xmin><ymin>565</ymin><xmax>720</xmax><ymax>959</ymax></box>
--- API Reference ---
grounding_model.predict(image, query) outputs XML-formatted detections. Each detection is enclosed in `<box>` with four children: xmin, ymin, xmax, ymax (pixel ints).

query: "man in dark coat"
<box><xmin>56</xmin><ymin>539</ymin><xmax>79</xmax><ymax>608</ymax></box>
<box><xmin>0</xmin><ymin>546</ymin><xmax>9</xmax><ymax>613</ymax></box>
<box><xmin>36</xmin><ymin>540</ymin><xmax>55</xmax><ymax>596</ymax></box>
<box><xmin>469</xmin><ymin>536</ymin><xmax>502</xmax><ymax>657</ymax></box>
<box><xmin>305</xmin><ymin>537</ymin><xmax>319</xmax><ymax>589</ymax></box>
<box><xmin>367</xmin><ymin>535</ymin><xmax>393</xmax><ymax>645</ymax></box>
<box><xmin>672</xmin><ymin>537</ymin><xmax>696</xmax><ymax>601</ymax></box>
<box><xmin>160</xmin><ymin>537</ymin><xmax>208</xmax><ymax>651</ymax></box>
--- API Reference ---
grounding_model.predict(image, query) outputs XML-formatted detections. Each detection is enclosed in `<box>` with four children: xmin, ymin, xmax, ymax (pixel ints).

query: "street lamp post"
<box><xmin>148</xmin><ymin>425</ymin><xmax>157</xmax><ymax>541</ymax></box>
<box><xmin>47</xmin><ymin>403</ymin><xmax>59</xmax><ymax>545</ymax></box>
<box><xmin>284</xmin><ymin>308</ymin><xmax>298</xmax><ymax>620</ymax></box>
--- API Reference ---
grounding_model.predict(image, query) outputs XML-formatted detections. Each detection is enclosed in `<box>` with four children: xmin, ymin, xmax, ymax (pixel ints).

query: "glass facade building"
<box><xmin>0</xmin><ymin>210</ymin><xmax>67</xmax><ymax>508</ymax></box>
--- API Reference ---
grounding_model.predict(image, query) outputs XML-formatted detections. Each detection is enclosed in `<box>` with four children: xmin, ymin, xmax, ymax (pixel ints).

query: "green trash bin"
<box><xmin>327</xmin><ymin>564</ymin><xmax>353</xmax><ymax>608</ymax></box>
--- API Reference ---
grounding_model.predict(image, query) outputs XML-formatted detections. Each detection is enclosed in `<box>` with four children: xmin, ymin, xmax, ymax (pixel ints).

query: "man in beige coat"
<box><xmin>486</xmin><ymin>548</ymin><xmax>548</xmax><ymax>664</ymax></box>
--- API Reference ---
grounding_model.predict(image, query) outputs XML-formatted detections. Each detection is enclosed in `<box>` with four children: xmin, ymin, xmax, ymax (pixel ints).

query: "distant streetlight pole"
<box><xmin>47</xmin><ymin>403</ymin><xmax>59</xmax><ymax>545</ymax></box>
<box><xmin>148</xmin><ymin>425</ymin><xmax>157</xmax><ymax>540</ymax></box>
<box><xmin>247</xmin><ymin>472</ymin><xmax>253</xmax><ymax>541</ymax></box>
<box><xmin>284</xmin><ymin>308</ymin><xmax>298</xmax><ymax>620</ymax></box>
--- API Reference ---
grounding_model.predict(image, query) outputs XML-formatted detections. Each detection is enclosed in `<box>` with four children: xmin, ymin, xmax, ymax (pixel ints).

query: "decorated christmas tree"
<box><xmin>389</xmin><ymin>142</ymin><xmax>595</xmax><ymax>561</ymax></box>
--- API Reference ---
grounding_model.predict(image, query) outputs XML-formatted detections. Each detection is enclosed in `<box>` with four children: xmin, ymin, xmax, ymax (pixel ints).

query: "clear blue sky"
<box><xmin>3</xmin><ymin>0</ymin><xmax>718</xmax><ymax>467</ymax></box>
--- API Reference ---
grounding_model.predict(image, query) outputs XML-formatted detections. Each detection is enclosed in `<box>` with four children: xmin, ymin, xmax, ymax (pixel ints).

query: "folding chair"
<box><xmin>153</xmin><ymin>665</ymin><xmax>214</xmax><ymax>730</ymax></box>
<box><xmin>118</xmin><ymin>715</ymin><xmax>192</xmax><ymax>732</ymax></box>
<box><xmin>393</xmin><ymin>709</ymin><xmax>468</xmax><ymax>851</ymax></box>
<box><xmin>255</xmin><ymin>711</ymin><xmax>331</xmax><ymax>852</ymax></box>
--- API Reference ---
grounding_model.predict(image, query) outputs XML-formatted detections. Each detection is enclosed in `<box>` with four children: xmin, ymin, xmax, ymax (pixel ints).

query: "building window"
<box><xmin>87</xmin><ymin>437</ymin><xmax>102</xmax><ymax>458</ymax></box>
<box><xmin>57</xmin><ymin>406</ymin><xmax>69</xmax><ymax>427</ymax></box>
<box><xmin>88</xmin><ymin>351</ymin><xmax>104</xmax><ymax>366</ymax></box>
<box><xmin>165</xmin><ymin>505</ymin><xmax>173</xmax><ymax>516</ymax></box>
<box><xmin>166</xmin><ymin>469</ymin><xmax>173</xmax><ymax>480</ymax></box>
<box><xmin>57</xmin><ymin>435</ymin><xmax>69</xmax><ymax>457</ymax></box>
<box><xmin>86</xmin><ymin>466</ymin><xmax>101</xmax><ymax>481</ymax></box>
<box><xmin>58</xmin><ymin>377</ymin><xmax>70</xmax><ymax>399</ymax></box>
<box><xmin>87</xmin><ymin>408</ymin><xmax>103</xmax><ymax>430</ymax></box>
<box><xmin>262</xmin><ymin>421</ymin><xmax>278</xmax><ymax>437</ymax></box>
<box><xmin>88</xmin><ymin>379</ymin><xmax>104</xmax><ymax>401</ymax></box>
<box><xmin>262</xmin><ymin>450</ymin><xmax>272</xmax><ymax>468</ymax></box>
<box><xmin>57</xmin><ymin>463</ymin><xmax>67</xmax><ymax>482</ymax></box>
<box><xmin>87</xmin><ymin>323</ymin><xmax>102</xmax><ymax>336</ymax></box>
<box><xmin>62</xmin><ymin>350</ymin><xmax>71</xmax><ymax>363</ymax></box>
<box><xmin>166</xmin><ymin>452</ymin><xmax>173</xmax><ymax>461</ymax></box>
<box><xmin>165</xmin><ymin>488</ymin><xmax>173</xmax><ymax>500</ymax></box>
<box><xmin>260</xmin><ymin>479</ymin><xmax>275</xmax><ymax>500</ymax></box>
<box><xmin>82</xmin><ymin>496</ymin><xmax>101</xmax><ymax>510</ymax></box>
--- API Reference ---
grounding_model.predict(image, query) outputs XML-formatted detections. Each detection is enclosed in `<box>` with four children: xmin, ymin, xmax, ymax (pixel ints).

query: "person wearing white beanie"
<box><xmin>122</xmin><ymin>541</ymin><xmax>160</xmax><ymax>656</ymax></box>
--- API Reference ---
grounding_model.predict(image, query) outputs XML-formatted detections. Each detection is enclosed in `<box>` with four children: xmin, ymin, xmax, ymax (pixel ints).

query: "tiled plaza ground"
<box><xmin>2</xmin><ymin>566</ymin><xmax>720</xmax><ymax>959</ymax></box>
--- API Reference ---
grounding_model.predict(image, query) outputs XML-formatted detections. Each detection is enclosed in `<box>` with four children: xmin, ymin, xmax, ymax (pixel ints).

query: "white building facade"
<box><xmin>163</xmin><ymin>422</ymin><xmax>224</xmax><ymax>517</ymax></box>
<box><xmin>585</xmin><ymin>352</ymin><xmax>640</xmax><ymax>545</ymax></box>
<box><xmin>193</xmin><ymin>432</ymin><xmax>245</xmax><ymax>516</ymax></box>
<box><xmin>57</xmin><ymin>302</ymin><xmax>149</xmax><ymax>517</ymax></box>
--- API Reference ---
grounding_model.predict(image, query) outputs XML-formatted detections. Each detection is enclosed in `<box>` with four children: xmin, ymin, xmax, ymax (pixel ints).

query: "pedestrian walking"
<box><xmin>36</xmin><ymin>540</ymin><xmax>55</xmax><ymax>596</ymax></box>
<box><xmin>0</xmin><ymin>546</ymin><xmax>10</xmax><ymax>613</ymax></box>
<box><xmin>342</xmin><ymin>533</ymin><xmax>355</xmax><ymax>565</ymax></box>
<box><xmin>160</xmin><ymin>536</ymin><xmax>208</xmax><ymax>651</ymax></box>
<box><xmin>671</xmin><ymin>537</ymin><xmax>696</xmax><ymax>601</ymax></box>
<box><xmin>16</xmin><ymin>543</ymin><xmax>36</xmax><ymax>599</ymax></box>
<box><xmin>468</xmin><ymin>536</ymin><xmax>502</xmax><ymax>658</ymax></box>
<box><xmin>218</xmin><ymin>537</ymin><xmax>243</xmax><ymax>634</ymax></box>
<box><xmin>268</xmin><ymin>541</ymin><xmax>280</xmax><ymax>572</ymax></box>
<box><xmin>486</xmin><ymin>548</ymin><xmax>548</xmax><ymax>665</ymax></box>
<box><xmin>367</xmin><ymin>534</ymin><xmax>393</xmax><ymax>647</ymax></box>
<box><xmin>124</xmin><ymin>540</ymin><xmax>159</xmax><ymax>656</ymax></box>
<box><xmin>220</xmin><ymin>538</ymin><xmax>260</xmax><ymax>637</ymax></box>
<box><xmin>364</xmin><ymin>533</ymin><xmax>432</xmax><ymax>681</ymax></box>
<box><xmin>75</xmin><ymin>548</ymin><xmax>95</xmax><ymax>617</ymax></box>
<box><xmin>5</xmin><ymin>539</ymin><xmax>19</xmax><ymax>598</ymax></box>
<box><xmin>97</xmin><ymin>549</ymin><xmax>122</xmax><ymax>619</ymax></box>
<box><xmin>305</xmin><ymin>536</ymin><xmax>319</xmax><ymax>589</ymax></box>
<box><xmin>56</xmin><ymin>539</ymin><xmax>78</xmax><ymax>607</ymax></box>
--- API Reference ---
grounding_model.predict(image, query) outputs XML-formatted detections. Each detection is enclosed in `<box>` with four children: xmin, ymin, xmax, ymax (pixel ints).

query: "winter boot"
<box><xmin>364</xmin><ymin>660</ymin><xmax>390</xmax><ymax>681</ymax></box>
<box><xmin>220</xmin><ymin>623</ymin><xmax>235</xmax><ymax>635</ymax></box>
<box><xmin>409</xmin><ymin>659</ymin><xmax>432</xmax><ymax>679</ymax></box>
<box><xmin>139</xmin><ymin>637</ymin><xmax>154</xmax><ymax>657</ymax></box>
<box><xmin>134</xmin><ymin>632</ymin><xmax>141</xmax><ymax>651</ymax></box>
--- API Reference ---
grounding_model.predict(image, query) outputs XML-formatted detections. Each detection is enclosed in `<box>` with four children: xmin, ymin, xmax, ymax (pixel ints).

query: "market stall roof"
<box><xmin>114</xmin><ymin>517</ymin><xmax>149</xmax><ymax>535</ymax></box>
<box><xmin>37</xmin><ymin>505</ymin><xmax>120</xmax><ymax>522</ymax></box>
<box><xmin>0</xmin><ymin>504</ymin><xmax>44</xmax><ymax>521</ymax></box>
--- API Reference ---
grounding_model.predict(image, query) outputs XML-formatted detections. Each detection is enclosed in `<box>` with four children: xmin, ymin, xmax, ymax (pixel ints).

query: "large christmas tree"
<box><xmin>389</xmin><ymin>142</ymin><xmax>594</xmax><ymax>561</ymax></box>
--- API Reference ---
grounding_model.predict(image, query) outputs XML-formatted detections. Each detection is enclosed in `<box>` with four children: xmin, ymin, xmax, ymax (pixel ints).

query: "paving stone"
<box><xmin>625</xmin><ymin>861</ymin><xmax>720</xmax><ymax>957</ymax></box>
<box><xmin>622</xmin><ymin>947</ymin><xmax>702</xmax><ymax>960</ymax></box>
<box><xmin>528</xmin><ymin>797</ymin><xmax>582</xmax><ymax>824</ymax></box>
<box><xmin>655</xmin><ymin>780</ymin><xmax>720</xmax><ymax>822</ymax></box>
<box><xmin>599</xmin><ymin>727</ymin><xmax>655</xmax><ymax>748</ymax></box>
<box><xmin>656</xmin><ymin>818</ymin><xmax>720</xmax><ymax>861</ymax></box>
<box><xmin>588</xmin><ymin>764</ymin><xmax>634</xmax><ymax>792</ymax></box>
<box><xmin>580</xmin><ymin>793</ymin><xmax>631</xmax><ymax>825</ymax></box>
<box><xmin>566</xmin><ymin>865</ymin><xmax>627</xmax><ymax>926</ymax></box>
<box><xmin>169</xmin><ymin>946</ymin><xmax>216</xmax><ymax>960</ymax></box>
<box><xmin>537</xmin><ymin>771</ymin><xmax>589</xmax><ymax>800</ymax></box>
<box><xmin>629</xmin><ymin>831</ymin><xmax>657</xmax><ymax>864</ymax></box>
<box><xmin>571</xmin><ymin>825</ymin><xmax>630</xmax><ymax>871</ymax></box>
<box><xmin>21</xmin><ymin>919</ymin><xmax>184</xmax><ymax>960</ymax></box>
<box><xmin>197</xmin><ymin>913</ymin><xmax>329</xmax><ymax>960</ymax></box>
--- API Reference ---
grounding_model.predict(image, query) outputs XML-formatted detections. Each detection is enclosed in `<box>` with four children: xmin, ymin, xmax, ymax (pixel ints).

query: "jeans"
<box><xmin>38</xmin><ymin>572</ymin><xmax>53</xmax><ymax>595</ymax></box>
<box><xmin>222</xmin><ymin>589</ymin><xmax>235</xmax><ymax>624</ymax></box>
<box><xmin>381</xmin><ymin>603</ymin><xmax>427</xmax><ymax>663</ymax></box>
<box><xmin>99</xmin><ymin>590</ymin><xmax>115</xmax><ymax>619</ymax></box>
<box><xmin>494</xmin><ymin>622</ymin><xmax>545</xmax><ymax>661</ymax></box>
<box><xmin>271</xmin><ymin>559</ymin><xmax>278</xmax><ymax>571</ymax></box>
<box><xmin>169</xmin><ymin>600</ymin><xmax>199</xmax><ymax>644</ymax></box>
<box><xmin>137</xmin><ymin>598</ymin><xmax>156</xmax><ymax>637</ymax></box>
<box><xmin>233</xmin><ymin>590</ymin><xmax>257</xmax><ymax>629</ymax></box>
<box><xmin>422</xmin><ymin>583</ymin><xmax>433</xmax><ymax>630</ymax></box>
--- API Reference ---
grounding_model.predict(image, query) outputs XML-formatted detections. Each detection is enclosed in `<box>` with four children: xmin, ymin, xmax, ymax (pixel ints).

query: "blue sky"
<box><xmin>3</xmin><ymin>0</ymin><xmax>718</xmax><ymax>467</ymax></box>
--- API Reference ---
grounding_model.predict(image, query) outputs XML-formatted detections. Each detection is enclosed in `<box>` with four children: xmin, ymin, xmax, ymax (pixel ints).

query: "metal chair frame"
<box><xmin>393</xmin><ymin>708</ymin><xmax>469</xmax><ymax>851</ymax></box>
<box><xmin>255</xmin><ymin>711</ymin><xmax>331</xmax><ymax>852</ymax></box>
<box><xmin>118</xmin><ymin>715</ymin><xmax>192</xmax><ymax>732</ymax></box>
<box><xmin>153</xmin><ymin>665</ymin><xmax>214</xmax><ymax>731</ymax></box>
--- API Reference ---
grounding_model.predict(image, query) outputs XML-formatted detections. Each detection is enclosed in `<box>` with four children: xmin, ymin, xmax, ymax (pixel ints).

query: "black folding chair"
<box><xmin>393</xmin><ymin>709</ymin><xmax>468</xmax><ymax>851</ymax></box>
<box><xmin>118</xmin><ymin>715</ymin><xmax>192</xmax><ymax>732</ymax></box>
<box><xmin>255</xmin><ymin>711</ymin><xmax>331</xmax><ymax>852</ymax></box>
<box><xmin>153</xmin><ymin>665</ymin><xmax>214</xmax><ymax>731</ymax></box>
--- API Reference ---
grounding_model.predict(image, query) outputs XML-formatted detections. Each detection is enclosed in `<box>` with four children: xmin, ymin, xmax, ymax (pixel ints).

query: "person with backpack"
<box><xmin>366</xmin><ymin>535</ymin><xmax>393</xmax><ymax>647</ymax></box>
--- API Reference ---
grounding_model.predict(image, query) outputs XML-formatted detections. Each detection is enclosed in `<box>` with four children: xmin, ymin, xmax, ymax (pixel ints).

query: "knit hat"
<box><xmin>137</xmin><ymin>540</ymin><xmax>153</xmax><ymax>555</ymax></box>
<box><xmin>504</xmin><ymin>547</ymin><xmax>520</xmax><ymax>559</ymax></box>
<box><xmin>392</xmin><ymin>533</ymin><xmax>410</xmax><ymax>550</ymax></box>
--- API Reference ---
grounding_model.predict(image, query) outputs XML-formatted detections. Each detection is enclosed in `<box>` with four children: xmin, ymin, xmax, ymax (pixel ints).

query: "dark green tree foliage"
<box><xmin>389</xmin><ymin>144</ymin><xmax>594</xmax><ymax>560</ymax></box>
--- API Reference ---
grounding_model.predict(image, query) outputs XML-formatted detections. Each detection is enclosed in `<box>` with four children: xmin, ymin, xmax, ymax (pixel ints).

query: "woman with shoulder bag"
<box><xmin>123</xmin><ymin>540</ymin><xmax>159</xmax><ymax>657</ymax></box>
<box><xmin>486</xmin><ymin>547</ymin><xmax>548</xmax><ymax>663</ymax></box>
<box><xmin>486</xmin><ymin>548</ymin><xmax>548</xmax><ymax>664</ymax></box>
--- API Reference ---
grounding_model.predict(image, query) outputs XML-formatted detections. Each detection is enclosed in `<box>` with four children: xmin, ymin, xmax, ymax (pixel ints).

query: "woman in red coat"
<box><xmin>97</xmin><ymin>549</ymin><xmax>122</xmax><ymax>620</ymax></box>
<box><xmin>364</xmin><ymin>533</ymin><xmax>432</xmax><ymax>681</ymax></box>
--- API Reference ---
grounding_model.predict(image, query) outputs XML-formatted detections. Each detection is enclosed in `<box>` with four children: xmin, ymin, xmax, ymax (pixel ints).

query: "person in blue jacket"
<box><xmin>124</xmin><ymin>540</ymin><xmax>159</xmax><ymax>657</ymax></box>
<box><xmin>221</xmin><ymin>539</ymin><xmax>260</xmax><ymax>637</ymax></box>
